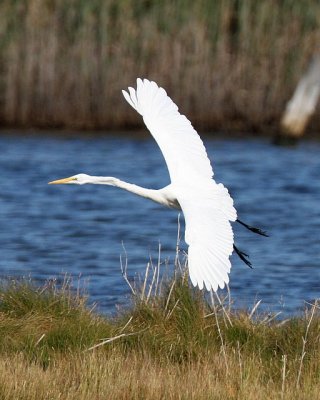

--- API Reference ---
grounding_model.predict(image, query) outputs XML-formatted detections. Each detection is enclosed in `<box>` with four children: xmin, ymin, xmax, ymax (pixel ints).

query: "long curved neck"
<box><xmin>87</xmin><ymin>176</ymin><xmax>167</xmax><ymax>205</ymax></box>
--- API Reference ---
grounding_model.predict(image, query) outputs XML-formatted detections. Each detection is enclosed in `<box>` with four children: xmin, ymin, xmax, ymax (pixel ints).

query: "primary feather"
<box><xmin>122</xmin><ymin>78</ymin><xmax>213</xmax><ymax>183</ymax></box>
<box><xmin>122</xmin><ymin>78</ymin><xmax>237</xmax><ymax>291</ymax></box>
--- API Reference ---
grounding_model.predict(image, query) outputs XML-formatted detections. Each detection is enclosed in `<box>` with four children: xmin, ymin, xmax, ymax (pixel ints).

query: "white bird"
<box><xmin>49</xmin><ymin>78</ymin><xmax>267</xmax><ymax>291</ymax></box>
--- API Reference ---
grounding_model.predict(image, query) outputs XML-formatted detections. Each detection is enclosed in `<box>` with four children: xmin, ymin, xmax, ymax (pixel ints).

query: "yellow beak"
<box><xmin>48</xmin><ymin>176</ymin><xmax>76</xmax><ymax>184</ymax></box>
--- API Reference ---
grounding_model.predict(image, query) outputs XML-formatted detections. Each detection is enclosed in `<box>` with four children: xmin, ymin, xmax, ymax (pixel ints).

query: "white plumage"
<box><xmin>122</xmin><ymin>79</ymin><xmax>214</xmax><ymax>183</ymax></box>
<box><xmin>50</xmin><ymin>78</ymin><xmax>237</xmax><ymax>292</ymax></box>
<box><xmin>123</xmin><ymin>79</ymin><xmax>237</xmax><ymax>291</ymax></box>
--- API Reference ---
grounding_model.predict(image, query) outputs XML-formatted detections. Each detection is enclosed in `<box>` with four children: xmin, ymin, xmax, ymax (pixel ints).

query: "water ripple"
<box><xmin>0</xmin><ymin>135</ymin><xmax>319</xmax><ymax>315</ymax></box>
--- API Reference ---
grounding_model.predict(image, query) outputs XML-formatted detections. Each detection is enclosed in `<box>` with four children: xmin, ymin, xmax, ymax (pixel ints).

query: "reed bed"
<box><xmin>0</xmin><ymin>260</ymin><xmax>319</xmax><ymax>399</ymax></box>
<box><xmin>1</xmin><ymin>0</ymin><xmax>320</xmax><ymax>133</ymax></box>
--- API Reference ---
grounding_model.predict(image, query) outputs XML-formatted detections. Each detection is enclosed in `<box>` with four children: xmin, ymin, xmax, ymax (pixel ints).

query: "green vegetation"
<box><xmin>0</xmin><ymin>271</ymin><xmax>319</xmax><ymax>399</ymax></box>
<box><xmin>0</xmin><ymin>0</ymin><xmax>320</xmax><ymax>133</ymax></box>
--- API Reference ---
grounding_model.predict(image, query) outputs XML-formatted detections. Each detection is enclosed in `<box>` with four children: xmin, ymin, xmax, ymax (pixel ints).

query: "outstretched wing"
<box><xmin>122</xmin><ymin>78</ymin><xmax>213</xmax><ymax>183</ymax></box>
<box><xmin>177</xmin><ymin>182</ymin><xmax>236</xmax><ymax>291</ymax></box>
<box><xmin>122</xmin><ymin>78</ymin><xmax>237</xmax><ymax>291</ymax></box>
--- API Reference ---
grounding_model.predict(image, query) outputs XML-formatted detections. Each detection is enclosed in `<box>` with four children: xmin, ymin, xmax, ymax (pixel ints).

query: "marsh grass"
<box><xmin>0</xmin><ymin>263</ymin><xmax>319</xmax><ymax>399</ymax></box>
<box><xmin>1</xmin><ymin>0</ymin><xmax>320</xmax><ymax>132</ymax></box>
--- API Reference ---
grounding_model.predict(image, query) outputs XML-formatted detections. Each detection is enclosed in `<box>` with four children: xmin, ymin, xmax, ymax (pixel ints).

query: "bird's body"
<box><xmin>49</xmin><ymin>78</ymin><xmax>264</xmax><ymax>292</ymax></box>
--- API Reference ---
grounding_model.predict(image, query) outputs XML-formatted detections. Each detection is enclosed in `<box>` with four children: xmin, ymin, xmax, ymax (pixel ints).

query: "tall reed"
<box><xmin>0</xmin><ymin>0</ymin><xmax>319</xmax><ymax>132</ymax></box>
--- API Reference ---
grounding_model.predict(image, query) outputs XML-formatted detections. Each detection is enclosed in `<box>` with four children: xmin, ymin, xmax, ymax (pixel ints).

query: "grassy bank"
<box><xmin>0</xmin><ymin>273</ymin><xmax>319</xmax><ymax>399</ymax></box>
<box><xmin>0</xmin><ymin>1</ymin><xmax>320</xmax><ymax>133</ymax></box>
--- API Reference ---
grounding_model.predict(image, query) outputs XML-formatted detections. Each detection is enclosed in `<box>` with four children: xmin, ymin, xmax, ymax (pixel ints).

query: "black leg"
<box><xmin>236</xmin><ymin>219</ymin><xmax>269</xmax><ymax>237</ymax></box>
<box><xmin>233</xmin><ymin>244</ymin><xmax>253</xmax><ymax>269</ymax></box>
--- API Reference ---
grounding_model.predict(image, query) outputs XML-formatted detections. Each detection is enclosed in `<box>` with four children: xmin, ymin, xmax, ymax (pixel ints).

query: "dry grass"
<box><xmin>1</xmin><ymin>1</ymin><xmax>320</xmax><ymax>132</ymax></box>
<box><xmin>0</xmin><ymin>269</ymin><xmax>320</xmax><ymax>399</ymax></box>
<box><xmin>1</xmin><ymin>351</ymin><xmax>319</xmax><ymax>400</ymax></box>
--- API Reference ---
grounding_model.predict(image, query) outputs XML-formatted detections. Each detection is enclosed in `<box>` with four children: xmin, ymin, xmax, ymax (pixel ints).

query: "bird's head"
<box><xmin>48</xmin><ymin>173</ymin><xmax>90</xmax><ymax>185</ymax></box>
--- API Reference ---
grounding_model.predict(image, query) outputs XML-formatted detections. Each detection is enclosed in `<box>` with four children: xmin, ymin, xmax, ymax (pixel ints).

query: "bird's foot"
<box><xmin>233</xmin><ymin>244</ymin><xmax>253</xmax><ymax>269</ymax></box>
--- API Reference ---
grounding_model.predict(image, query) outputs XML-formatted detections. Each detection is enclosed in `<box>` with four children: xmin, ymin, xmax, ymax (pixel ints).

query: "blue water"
<box><xmin>0</xmin><ymin>134</ymin><xmax>319</xmax><ymax>315</ymax></box>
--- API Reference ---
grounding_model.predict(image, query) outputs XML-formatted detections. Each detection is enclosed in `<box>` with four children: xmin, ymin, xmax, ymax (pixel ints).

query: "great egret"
<box><xmin>49</xmin><ymin>78</ymin><xmax>266</xmax><ymax>292</ymax></box>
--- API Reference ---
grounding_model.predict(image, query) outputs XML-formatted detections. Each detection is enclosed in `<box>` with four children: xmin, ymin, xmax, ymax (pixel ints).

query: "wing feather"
<box><xmin>122</xmin><ymin>78</ymin><xmax>237</xmax><ymax>291</ymax></box>
<box><xmin>177</xmin><ymin>183</ymin><xmax>236</xmax><ymax>291</ymax></box>
<box><xmin>122</xmin><ymin>78</ymin><xmax>213</xmax><ymax>183</ymax></box>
